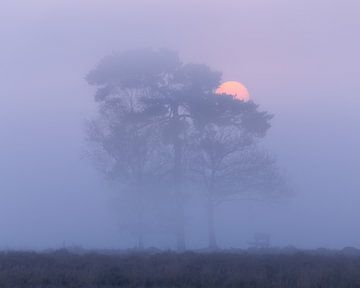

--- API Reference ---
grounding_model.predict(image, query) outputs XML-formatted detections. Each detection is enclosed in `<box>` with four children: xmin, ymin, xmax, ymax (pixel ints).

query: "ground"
<box><xmin>1</xmin><ymin>249</ymin><xmax>360</xmax><ymax>287</ymax></box>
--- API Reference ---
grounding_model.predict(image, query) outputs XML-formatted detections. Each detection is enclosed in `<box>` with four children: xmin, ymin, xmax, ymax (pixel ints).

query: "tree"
<box><xmin>142</xmin><ymin>63</ymin><xmax>222</xmax><ymax>250</ymax></box>
<box><xmin>86</xmin><ymin>48</ymin><xmax>280</xmax><ymax>251</ymax></box>
<box><xmin>85</xmin><ymin>49</ymin><xmax>176</xmax><ymax>249</ymax></box>
<box><xmin>189</xmin><ymin>93</ymin><xmax>281</xmax><ymax>249</ymax></box>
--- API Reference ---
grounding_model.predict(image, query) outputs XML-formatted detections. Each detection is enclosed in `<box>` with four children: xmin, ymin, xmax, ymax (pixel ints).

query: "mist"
<box><xmin>0</xmin><ymin>0</ymin><xmax>359</xmax><ymax>251</ymax></box>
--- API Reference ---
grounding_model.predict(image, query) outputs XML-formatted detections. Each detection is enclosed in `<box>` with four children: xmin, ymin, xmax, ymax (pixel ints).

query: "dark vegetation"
<box><xmin>1</xmin><ymin>250</ymin><xmax>360</xmax><ymax>287</ymax></box>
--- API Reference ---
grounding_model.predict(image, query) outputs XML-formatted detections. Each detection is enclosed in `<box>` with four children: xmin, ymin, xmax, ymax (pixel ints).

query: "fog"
<box><xmin>0</xmin><ymin>0</ymin><xmax>359</xmax><ymax>250</ymax></box>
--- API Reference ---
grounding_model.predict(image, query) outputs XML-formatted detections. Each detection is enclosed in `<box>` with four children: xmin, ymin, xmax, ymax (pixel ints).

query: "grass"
<box><xmin>0</xmin><ymin>249</ymin><xmax>360</xmax><ymax>287</ymax></box>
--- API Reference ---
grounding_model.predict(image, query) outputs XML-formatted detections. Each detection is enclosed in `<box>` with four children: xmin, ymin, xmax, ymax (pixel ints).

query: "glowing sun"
<box><xmin>216</xmin><ymin>81</ymin><xmax>250</xmax><ymax>101</ymax></box>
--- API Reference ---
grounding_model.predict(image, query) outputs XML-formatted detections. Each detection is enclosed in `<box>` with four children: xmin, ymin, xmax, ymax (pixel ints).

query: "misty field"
<box><xmin>1</xmin><ymin>250</ymin><xmax>360</xmax><ymax>287</ymax></box>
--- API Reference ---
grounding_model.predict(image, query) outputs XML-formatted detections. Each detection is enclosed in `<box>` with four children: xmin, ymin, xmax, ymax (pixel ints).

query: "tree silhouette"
<box><xmin>189</xmin><ymin>93</ymin><xmax>279</xmax><ymax>249</ymax></box>
<box><xmin>86</xmin><ymin>48</ymin><xmax>281</xmax><ymax>250</ymax></box>
<box><xmin>142</xmin><ymin>63</ymin><xmax>222</xmax><ymax>250</ymax></box>
<box><xmin>85</xmin><ymin>49</ymin><xmax>176</xmax><ymax>249</ymax></box>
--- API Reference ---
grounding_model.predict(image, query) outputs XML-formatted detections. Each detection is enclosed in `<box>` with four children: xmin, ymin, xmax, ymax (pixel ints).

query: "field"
<box><xmin>1</xmin><ymin>249</ymin><xmax>360</xmax><ymax>287</ymax></box>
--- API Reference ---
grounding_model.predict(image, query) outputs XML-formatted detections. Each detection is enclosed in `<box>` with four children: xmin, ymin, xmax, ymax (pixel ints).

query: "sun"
<box><xmin>216</xmin><ymin>81</ymin><xmax>250</xmax><ymax>101</ymax></box>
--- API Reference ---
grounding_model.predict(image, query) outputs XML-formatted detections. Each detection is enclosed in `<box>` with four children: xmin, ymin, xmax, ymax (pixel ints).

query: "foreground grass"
<box><xmin>1</xmin><ymin>250</ymin><xmax>360</xmax><ymax>287</ymax></box>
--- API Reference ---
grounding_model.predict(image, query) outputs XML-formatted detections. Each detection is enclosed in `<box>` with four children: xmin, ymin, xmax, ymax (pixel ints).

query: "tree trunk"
<box><xmin>175</xmin><ymin>199</ymin><xmax>186</xmax><ymax>251</ymax></box>
<box><xmin>169</xmin><ymin>106</ymin><xmax>187</xmax><ymax>251</ymax></box>
<box><xmin>174</xmin><ymin>134</ymin><xmax>186</xmax><ymax>251</ymax></box>
<box><xmin>137</xmin><ymin>231</ymin><xmax>144</xmax><ymax>250</ymax></box>
<box><xmin>136</xmin><ymin>178</ymin><xmax>145</xmax><ymax>250</ymax></box>
<box><xmin>207</xmin><ymin>197</ymin><xmax>218</xmax><ymax>250</ymax></box>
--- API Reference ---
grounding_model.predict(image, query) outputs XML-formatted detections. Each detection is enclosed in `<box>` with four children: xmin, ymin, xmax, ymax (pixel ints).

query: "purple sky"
<box><xmin>0</xmin><ymin>0</ymin><xmax>359</xmax><ymax>249</ymax></box>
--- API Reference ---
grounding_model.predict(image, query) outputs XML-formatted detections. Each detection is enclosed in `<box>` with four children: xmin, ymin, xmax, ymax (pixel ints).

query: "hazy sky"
<box><xmin>0</xmin><ymin>0</ymin><xmax>359</xmax><ymax>249</ymax></box>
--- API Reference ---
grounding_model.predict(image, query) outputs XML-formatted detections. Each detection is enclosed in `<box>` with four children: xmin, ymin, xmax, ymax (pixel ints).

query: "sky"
<box><xmin>0</xmin><ymin>0</ymin><xmax>359</xmax><ymax>249</ymax></box>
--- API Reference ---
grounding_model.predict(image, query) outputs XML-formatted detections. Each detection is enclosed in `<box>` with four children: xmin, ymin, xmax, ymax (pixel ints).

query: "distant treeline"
<box><xmin>1</xmin><ymin>250</ymin><xmax>360</xmax><ymax>287</ymax></box>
